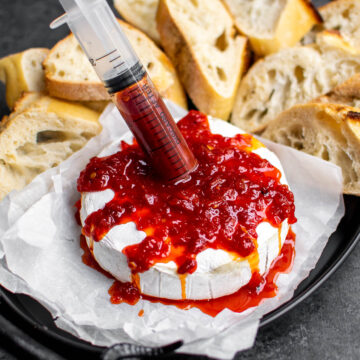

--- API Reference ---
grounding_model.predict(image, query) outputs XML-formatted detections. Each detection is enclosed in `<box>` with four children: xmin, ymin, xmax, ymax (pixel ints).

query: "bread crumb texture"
<box><xmin>0</xmin><ymin>93</ymin><xmax>101</xmax><ymax>200</ymax></box>
<box><xmin>262</xmin><ymin>102</ymin><xmax>360</xmax><ymax>195</ymax></box>
<box><xmin>114</xmin><ymin>0</ymin><xmax>161</xmax><ymax>43</ymax></box>
<box><xmin>0</xmin><ymin>48</ymin><xmax>49</xmax><ymax>108</ymax></box>
<box><xmin>222</xmin><ymin>0</ymin><xmax>321</xmax><ymax>55</ymax></box>
<box><xmin>320</xmin><ymin>0</ymin><xmax>360</xmax><ymax>51</ymax></box>
<box><xmin>157</xmin><ymin>0</ymin><xmax>248</xmax><ymax>119</ymax></box>
<box><xmin>231</xmin><ymin>37</ymin><xmax>360</xmax><ymax>133</ymax></box>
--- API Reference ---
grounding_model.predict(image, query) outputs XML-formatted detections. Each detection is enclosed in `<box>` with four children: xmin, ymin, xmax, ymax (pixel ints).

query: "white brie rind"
<box><xmin>80</xmin><ymin>118</ymin><xmax>291</xmax><ymax>300</ymax></box>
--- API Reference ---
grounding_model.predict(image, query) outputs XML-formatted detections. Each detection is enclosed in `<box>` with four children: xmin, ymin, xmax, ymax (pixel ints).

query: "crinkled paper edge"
<box><xmin>0</xmin><ymin>102</ymin><xmax>345</xmax><ymax>359</ymax></box>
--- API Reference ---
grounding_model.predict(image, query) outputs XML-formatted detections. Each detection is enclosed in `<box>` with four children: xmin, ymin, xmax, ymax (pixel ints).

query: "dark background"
<box><xmin>0</xmin><ymin>0</ymin><xmax>359</xmax><ymax>359</ymax></box>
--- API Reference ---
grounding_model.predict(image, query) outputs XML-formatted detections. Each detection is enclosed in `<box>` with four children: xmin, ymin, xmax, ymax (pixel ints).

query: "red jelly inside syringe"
<box><xmin>105</xmin><ymin>62</ymin><xmax>197</xmax><ymax>182</ymax></box>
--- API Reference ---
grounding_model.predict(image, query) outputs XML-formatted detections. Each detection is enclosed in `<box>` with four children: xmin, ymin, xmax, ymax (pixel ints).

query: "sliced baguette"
<box><xmin>315</xmin><ymin>29</ymin><xmax>360</xmax><ymax>54</ymax></box>
<box><xmin>43</xmin><ymin>20</ymin><xmax>187</xmax><ymax>109</ymax></box>
<box><xmin>314</xmin><ymin>73</ymin><xmax>360</xmax><ymax>108</ymax></box>
<box><xmin>262</xmin><ymin>102</ymin><xmax>360</xmax><ymax>195</ymax></box>
<box><xmin>222</xmin><ymin>0</ymin><xmax>322</xmax><ymax>56</ymax></box>
<box><xmin>0</xmin><ymin>48</ymin><xmax>49</xmax><ymax>109</ymax></box>
<box><xmin>319</xmin><ymin>0</ymin><xmax>360</xmax><ymax>52</ymax></box>
<box><xmin>113</xmin><ymin>0</ymin><xmax>160</xmax><ymax>44</ymax></box>
<box><xmin>157</xmin><ymin>0</ymin><xmax>248</xmax><ymax>120</ymax></box>
<box><xmin>0</xmin><ymin>93</ymin><xmax>102</xmax><ymax>200</ymax></box>
<box><xmin>231</xmin><ymin>37</ymin><xmax>360</xmax><ymax>133</ymax></box>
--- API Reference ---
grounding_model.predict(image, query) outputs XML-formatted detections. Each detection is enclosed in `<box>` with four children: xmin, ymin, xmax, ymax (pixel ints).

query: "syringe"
<box><xmin>51</xmin><ymin>0</ymin><xmax>197</xmax><ymax>182</ymax></box>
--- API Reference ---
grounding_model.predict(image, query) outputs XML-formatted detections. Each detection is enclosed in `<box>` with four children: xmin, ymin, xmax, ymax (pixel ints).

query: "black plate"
<box><xmin>0</xmin><ymin>194</ymin><xmax>359</xmax><ymax>359</ymax></box>
<box><xmin>0</xmin><ymin>0</ymin><xmax>357</xmax><ymax>357</ymax></box>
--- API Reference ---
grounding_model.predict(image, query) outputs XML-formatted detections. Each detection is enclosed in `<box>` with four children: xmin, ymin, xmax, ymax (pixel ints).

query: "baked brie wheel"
<box><xmin>79</xmin><ymin>112</ymin><xmax>294</xmax><ymax>301</ymax></box>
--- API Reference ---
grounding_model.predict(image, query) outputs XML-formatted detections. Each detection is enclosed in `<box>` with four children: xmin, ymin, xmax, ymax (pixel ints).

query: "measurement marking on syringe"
<box><xmin>139</xmin><ymin>106</ymin><xmax>151</xmax><ymax>113</ymax></box>
<box><xmin>168</xmin><ymin>153</ymin><xmax>178</xmax><ymax>159</ymax></box>
<box><xmin>165</xmin><ymin>147</ymin><xmax>175</xmax><ymax>154</ymax></box>
<box><xmin>134</xmin><ymin>112</ymin><xmax>152</xmax><ymax>122</ymax></box>
<box><xmin>151</xmin><ymin>141</ymin><xmax>171</xmax><ymax>152</ymax></box>
<box><xmin>153</xmin><ymin>129</ymin><xmax>164</xmax><ymax>136</ymax></box>
<box><xmin>114</xmin><ymin>61</ymin><xmax>125</xmax><ymax>68</ymax></box>
<box><xmin>96</xmin><ymin>49</ymin><xmax>116</xmax><ymax>61</ymax></box>
<box><xmin>131</xmin><ymin>93</ymin><xmax>143</xmax><ymax>101</ymax></box>
<box><xmin>146</xmin><ymin>118</ymin><xmax>157</xmax><ymax>125</ymax></box>
<box><xmin>135</xmin><ymin>98</ymin><xmax>148</xmax><ymax>106</ymax></box>
<box><xmin>149</xmin><ymin>123</ymin><xmax>161</xmax><ymax>130</ymax></box>
<box><xmin>174</xmin><ymin>164</ymin><xmax>186</xmax><ymax>171</ymax></box>
<box><xmin>110</xmin><ymin>56</ymin><xmax>121</xmax><ymax>62</ymax></box>
<box><xmin>171</xmin><ymin>158</ymin><xmax>182</xmax><ymax>165</ymax></box>
<box><xmin>158</xmin><ymin>135</ymin><xmax>168</xmax><ymax>141</ymax></box>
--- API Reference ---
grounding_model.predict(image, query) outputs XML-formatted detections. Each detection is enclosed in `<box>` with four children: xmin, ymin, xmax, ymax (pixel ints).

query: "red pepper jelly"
<box><xmin>77</xmin><ymin>110</ymin><xmax>296</xmax><ymax>304</ymax></box>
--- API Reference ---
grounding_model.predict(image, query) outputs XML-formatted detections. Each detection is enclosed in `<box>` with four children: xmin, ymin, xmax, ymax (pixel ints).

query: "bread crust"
<box><xmin>113</xmin><ymin>0</ymin><xmax>161</xmax><ymax>44</ymax></box>
<box><xmin>319</xmin><ymin>0</ymin><xmax>354</xmax><ymax>13</ymax></box>
<box><xmin>231</xmin><ymin>37</ymin><xmax>360</xmax><ymax>134</ymax></box>
<box><xmin>222</xmin><ymin>0</ymin><xmax>322</xmax><ymax>56</ymax></box>
<box><xmin>314</xmin><ymin>74</ymin><xmax>360</xmax><ymax>107</ymax></box>
<box><xmin>43</xmin><ymin>35</ymin><xmax>109</xmax><ymax>101</ymax></box>
<box><xmin>318</xmin><ymin>0</ymin><xmax>360</xmax><ymax>52</ymax></box>
<box><xmin>44</xmin><ymin>25</ymin><xmax>187</xmax><ymax>107</ymax></box>
<box><xmin>304</xmin><ymin>0</ymin><xmax>323</xmax><ymax>24</ymax></box>
<box><xmin>0</xmin><ymin>92</ymin><xmax>102</xmax><ymax>200</ymax></box>
<box><xmin>45</xmin><ymin>76</ymin><xmax>110</xmax><ymax>101</ymax></box>
<box><xmin>0</xmin><ymin>48</ymin><xmax>49</xmax><ymax>109</ymax></box>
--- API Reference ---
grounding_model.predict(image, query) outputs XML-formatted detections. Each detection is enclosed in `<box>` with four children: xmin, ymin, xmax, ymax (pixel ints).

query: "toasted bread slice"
<box><xmin>319</xmin><ymin>0</ymin><xmax>360</xmax><ymax>52</ymax></box>
<box><xmin>315</xmin><ymin>29</ymin><xmax>360</xmax><ymax>54</ymax></box>
<box><xmin>314</xmin><ymin>73</ymin><xmax>360</xmax><ymax>108</ymax></box>
<box><xmin>0</xmin><ymin>93</ymin><xmax>102</xmax><ymax>200</ymax></box>
<box><xmin>0</xmin><ymin>48</ymin><xmax>49</xmax><ymax>109</ymax></box>
<box><xmin>113</xmin><ymin>0</ymin><xmax>160</xmax><ymax>44</ymax></box>
<box><xmin>231</xmin><ymin>36</ymin><xmax>360</xmax><ymax>133</ymax></box>
<box><xmin>262</xmin><ymin>102</ymin><xmax>360</xmax><ymax>195</ymax></box>
<box><xmin>157</xmin><ymin>0</ymin><xmax>248</xmax><ymax>120</ymax></box>
<box><xmin>222</xmin><ymin>0</ymin><xmax>322</xmax><ymax>56</ymax></box>
<box><xmin>43</xmin><ymin>20</ymin><xmax>187</xmax><ymax>109</ymax></box>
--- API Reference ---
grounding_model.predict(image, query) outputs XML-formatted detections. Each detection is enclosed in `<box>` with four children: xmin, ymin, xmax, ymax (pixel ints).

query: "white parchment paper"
<box><xmin>0</xmin><ymin>101</ymin><xmax>344</xmax><ymax>359</ymax></box>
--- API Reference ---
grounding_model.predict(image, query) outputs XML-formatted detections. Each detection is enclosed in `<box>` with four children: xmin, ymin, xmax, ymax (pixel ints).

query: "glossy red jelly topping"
<box><xmin>77</xmin><ymin>110</ymin><xmax>296</xmax><ymax>275</ymax></box>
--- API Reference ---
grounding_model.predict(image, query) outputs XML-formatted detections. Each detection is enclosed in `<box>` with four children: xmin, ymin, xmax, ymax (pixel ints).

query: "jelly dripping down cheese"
<box><xmin>80</xmin><ymin>230</ymin><xmax>296</xmax><ymax>316</ymax></box>
<box><xmin>78</xmin><ymin>111</ymin><xmax>296</xmax><ymax>279</ymax></box>
<box><xmin>79</xmin><ymin>112</ymin><xmax>296</xmax><ymax>306</ymax></box>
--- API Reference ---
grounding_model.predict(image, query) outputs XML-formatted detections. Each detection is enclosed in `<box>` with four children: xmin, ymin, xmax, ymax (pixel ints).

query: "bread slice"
<box><xmin>0</xmin><ymin>48</ymin><xmax>49</xmax><ymax>109</ymax></box>
<box><xmin>262</xmin><ymin>102</ymin><xmax>360</xmax><ymax>195</ymax></box>
<box><xmin>157</xmin><ymin>0</ymin><xmax>248</xmax><ymax>120</ymax></box>
<box><xmin>318</xmin><ymin>0</ymin><xmax>360</xmax><ymax>52</ymax></box>
<box><xmin>113</xmin><ymin>0</ymin><xmax>160</xmax><ymax>44</ymax></box>
<box><xmin>315</xmin><ymin>29</ymin><xmax>360</xmax><ymax>54</ymax></box>
<box><xmin>43</xmin><ymin>20</ymin><xmax>187</xmax><ymax>109</ymax></box>
<box><xmin>222</xmin><ymin>0</ymin><xmax>322</xmax><ymax>56</ymax></box>
<box><xmin>314</xmin><ymin>74</ymin><xmax>360</xmax><ymax>108</ymax></box>
<box><xmin>231</xmin><ymin>38</ymin><xmax>360</xmax><ymax>133</ymax></box>
<box><xmin>0</xmin><ymin>93</ymin><xmax>102</xmax><ymax>200</ymax></box>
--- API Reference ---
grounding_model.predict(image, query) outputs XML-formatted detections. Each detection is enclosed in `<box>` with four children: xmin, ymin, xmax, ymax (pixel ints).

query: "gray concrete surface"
<box><xmin>0</xmin><ymin>0</ymin><xmax>359</xmax><ymax>359</ymax></box>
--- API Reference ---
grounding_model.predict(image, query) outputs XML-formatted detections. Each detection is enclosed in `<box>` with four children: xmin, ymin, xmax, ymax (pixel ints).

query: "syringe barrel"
<box><xmin>58</xmin><ymin>0</ymin><xmax>139</xmax><ymax>82</ymax></box>
<box><xmin>108</xmin><ymin>70</ymin><xmax>198</xmax><ymax>182</ymax></box>
<box><xmin>57</xmin><ymin>0</ymin><xmax>198</xmax><ymax>182</ymax></box>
